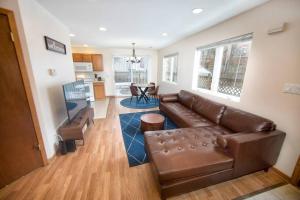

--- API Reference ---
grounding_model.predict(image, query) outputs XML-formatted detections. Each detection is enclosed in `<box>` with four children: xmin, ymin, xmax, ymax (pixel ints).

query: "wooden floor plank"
<box><xmin>0</xmin><ymin>97</ymin><xmax>286</xmax><ymax>200</ymax></box>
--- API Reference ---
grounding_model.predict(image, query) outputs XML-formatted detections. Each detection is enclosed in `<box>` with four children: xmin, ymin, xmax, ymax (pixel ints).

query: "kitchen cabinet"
<box><xmin>82</xmin><ymin>54</ymin><xmax>92</xmax><ymax>62</ymax></box>
<box><xmin>72</xmin><ymin>53</ymin><xmax>103</xmax><ymax>71</ymax></box>
<box><xmin>93</xmin><ymin>82</ymin><xmax>105</xmax><ymax>100</ymax></box>
<box><xmin>72</xmin><ymin>53</ymin><xmax>82</xmax><ymax>62</ymax></box>
<box><xmin>91</xmin><ymin>54</ymin><xmax>103</xmax><ymax>71</ymax></box>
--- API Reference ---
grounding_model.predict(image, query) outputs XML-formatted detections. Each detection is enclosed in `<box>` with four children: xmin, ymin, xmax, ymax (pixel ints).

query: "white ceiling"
<box><xmin>37</xmin><ymin>0</ymin><xmax>269</xmax><ymax>49</ymax></box>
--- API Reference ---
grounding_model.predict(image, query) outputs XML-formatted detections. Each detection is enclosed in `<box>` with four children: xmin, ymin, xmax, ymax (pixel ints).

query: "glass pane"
<box><xmin>114</xmin><ymin>56</ymin><xmax>131</xmax><ymax>83</ymax></box>
<box><xmin>163</xmin><ymin>57</ymin><xmax>171</xmax><ymax>82</ymax></box>
<box><xmin>218</xmin><ymin>41</ymin><xmax>251</xmax><ymax>97</ymax></box>
<box><xmin>132</xmin><ymin>57</ymin><xmax>148</xmax><ymax>84</ymax></box>
<box><xmin>114</xmin><ymin>56</ymin><xmax>148</xmax><ymax>84</ymax></box>
<box><xmin>197</xmin><ymin>48</ymin><xmax>216</xmax><ymax>90</ymax></box>
<box><xmin>172</xmin><ymin>56</ymin><xmax>178</xmax><ymax>82</ymax></box>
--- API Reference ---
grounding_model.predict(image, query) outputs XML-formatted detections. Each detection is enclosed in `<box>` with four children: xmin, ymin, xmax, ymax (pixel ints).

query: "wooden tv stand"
<box><xmin>58</xmin><ymin>107</ymin><xmax>94</xmax><ymax>145</ymax></box>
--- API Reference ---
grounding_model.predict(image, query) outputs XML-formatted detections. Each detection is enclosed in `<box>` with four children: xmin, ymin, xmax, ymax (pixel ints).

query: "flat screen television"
<box><xmin>62</xmin><ymin>80</ymin><xmax>87</xmax><ymax>122</ymax></box>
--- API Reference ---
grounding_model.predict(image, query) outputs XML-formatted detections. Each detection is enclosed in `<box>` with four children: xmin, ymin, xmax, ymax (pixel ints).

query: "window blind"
<box><xmin>163</xmin><ymin>52</ymin><xmax>179</xmax><ymax>58</ymax></box>
<box><xmin>197</xmin><ymin>33</ymin><xmax>253</xmax><ymax>50</ymax></box>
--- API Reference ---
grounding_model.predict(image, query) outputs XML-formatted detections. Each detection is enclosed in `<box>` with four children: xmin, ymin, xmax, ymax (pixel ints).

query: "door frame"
<box><xmin>0</xmin><ymin>7</ymin><xmax>48</xmax><ymax>165</ymax></box>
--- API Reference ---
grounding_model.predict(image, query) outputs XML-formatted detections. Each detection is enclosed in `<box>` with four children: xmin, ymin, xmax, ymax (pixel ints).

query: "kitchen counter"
<box><xmin>93</xmin><ymin>81</ymin><xmax>105</xmax><ymax>86</ymax></box>
<box><xmin>93</xmin><ymin>80</ymin><xmax>105</xmax><ymax>83</ymax></box>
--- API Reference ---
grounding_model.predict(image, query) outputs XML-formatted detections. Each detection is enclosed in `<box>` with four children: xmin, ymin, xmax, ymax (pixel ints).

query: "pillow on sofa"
<box><xmin>192</xmin><ymin>96</ymin><xmax>226</xmax><ymax>124</ymax></box>
<box><xmin>178</xmin><ymin>90</ymin><xmax>195</xmax><ymax>109</ymax></box>
<box><xmin>220</xmin><ymin>107</ymin><xmax>275</xmax><ymax>133</ymax></box>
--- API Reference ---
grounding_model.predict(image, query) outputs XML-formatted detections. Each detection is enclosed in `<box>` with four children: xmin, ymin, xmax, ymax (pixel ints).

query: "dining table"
<box><xmin>132</xmin><ymin>83</ymin><xmax>154</xmax><ymax>103</ymax></box>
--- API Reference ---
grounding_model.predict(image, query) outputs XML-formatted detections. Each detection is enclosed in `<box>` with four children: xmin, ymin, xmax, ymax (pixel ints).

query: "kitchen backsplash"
<box><xmin>75</xmin><ymin>71</ymin><xmax>106</xmax><ymax>82</ymax></box>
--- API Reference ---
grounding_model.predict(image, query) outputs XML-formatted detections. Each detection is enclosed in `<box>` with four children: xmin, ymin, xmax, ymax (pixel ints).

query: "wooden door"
<box><xmin>93</xmin><ymin>83</ymin><xmax>105</xmax><ymax>100</ymax></box>
<box><xmin>72</xmin><ymin>53</ymin><xmax>82</xmax><ymax>62</ymax></box>
<box><xmin>0</xmin><ymin>12</ymin><xmax>44</xmax><ymax>188</ymax></box>
<box><xmin>92</xmin><ymin>54</ymin><xmax>103</xmax><ymax>71</ymax></box>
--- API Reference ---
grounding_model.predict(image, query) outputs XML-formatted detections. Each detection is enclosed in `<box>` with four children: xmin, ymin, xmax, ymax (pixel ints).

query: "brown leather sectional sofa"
<box><xmin>144</xmin><ymin>90</ymin><xmax>285</xmax><ymax>199</ymax></box>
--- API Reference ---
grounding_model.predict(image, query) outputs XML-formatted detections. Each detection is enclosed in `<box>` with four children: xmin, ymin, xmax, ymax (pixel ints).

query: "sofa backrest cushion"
<box><xmin>192</xmin><ymin>95</ymin><xmax>226</xmax><ymax>124</ymax></box>
<box><xmin>220</xmin><ymin>107</ymin><xmax>275</xmax><ymax>133</ymax></box>
<box><xmin>178</xmin><ymin>90</ymin><xmax>194</xmax><ymax>109</ymax></box>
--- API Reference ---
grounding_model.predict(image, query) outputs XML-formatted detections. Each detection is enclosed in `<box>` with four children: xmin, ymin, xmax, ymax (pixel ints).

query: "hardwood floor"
<box><xmin>0</xmin><ymin>97</ymin><xmax>286</xmax><ymax>200</ymax></box>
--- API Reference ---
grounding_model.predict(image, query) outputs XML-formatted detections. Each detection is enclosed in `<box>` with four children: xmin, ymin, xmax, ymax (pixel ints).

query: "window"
<box><xmin>113</xmin><ymin>56</ymin><xmax>149</xmax><ymax>96</ymax></box>
<box><xmin>193</xmin><ymin>34</ymin><xmax>252</xmax><ymax>98</ymax></box>
<box><xmin>113</xmin><ymin>56</ymin><xmax>149</xmax><ymax>84</ymax></box>
<box><xmin>162</xmin><ymin>53</ymin><xmax>178</xmax><ymax>83</ymax></box>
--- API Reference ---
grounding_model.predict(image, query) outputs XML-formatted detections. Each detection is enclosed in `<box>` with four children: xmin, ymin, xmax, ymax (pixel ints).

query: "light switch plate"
<box><xmin>48</xmin><ymin>68</ymin><xmax>57</xmax><ymax>76</ymax></box>
<box><xmin>283</xmin><ymin>83</ymin><xmax>300</xmax><ymax>95</ymax></box>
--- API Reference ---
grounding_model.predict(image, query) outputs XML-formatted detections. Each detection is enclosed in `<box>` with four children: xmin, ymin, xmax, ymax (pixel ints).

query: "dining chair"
<box><xmin>130</xmin><ymin>85</ymin><xmax>140</xmax><ymax>104</ymax></box>
<box><xmin>148</xmin><ymin>82</ymin><xmax>155</xmax><ymax>93</ymax></box>
<box><xmin>148</xmin><ymin>85</ymin><xmax>159</xmax><ymax>103</ymax></box>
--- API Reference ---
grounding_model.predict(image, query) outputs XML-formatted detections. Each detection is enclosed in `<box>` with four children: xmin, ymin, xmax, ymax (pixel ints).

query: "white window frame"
<box><xmin>192</xmin><ymin>33</ymin><xmax>253</xmax><ymax>101</ymax></box>
<box><xmin>162</xmin><ymin>53</ymin><xmax>178</xmax><ymax>84</ymax></box>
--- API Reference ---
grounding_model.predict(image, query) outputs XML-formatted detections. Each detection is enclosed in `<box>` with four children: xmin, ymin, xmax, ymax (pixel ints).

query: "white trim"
<box><xmin>162</xmin><ymin>80</ymin><xmax>177</xmax><ymax>85</ymax></box>
<box><xmin>192</xmin><ymin>50</ymin><xmax>201</xmax><ymax>90</ymax></box>
<box><xmin>211</xmin><ymin>46</ymin><xmax>223</xmax><ymax>91</ymax></box>
<box><xmin>197</xmin><ymin>33</ymin><xmax>253</xmax><ymax>50</ymax></box>
<box><xmin>162</xmin><ymin>53</ymin><xmax>179</xmax><ymax>83</ymax></box>
<box><xmin>193</xmin><ymin>88</ymin><xmax>240</xmax><ymax>102</ymax></box>
<box><xmin>163</xmin><ymin>52</ymin><xmax>179</xmax><ymax>58</ymax></box>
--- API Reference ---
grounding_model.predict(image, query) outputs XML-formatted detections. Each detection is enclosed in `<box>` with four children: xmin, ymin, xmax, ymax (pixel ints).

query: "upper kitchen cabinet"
<box><xmin>82</xmin><ymin>54</ymin><xmax>92</xmax><ymax>62</ymax></box>
<box><xmin>72</xmin><ymin>53</ymin><xmax>82</xmax><ymax>62</ymax></box>
<box><xmin>91</xmin><ymin>54</ymin><xmax>103</xmax><ymax>71</ymax></box>
<box><xmin>72</xmin><ymin>53</ymin><xmax>103</xmax><ymax>71</ymax></box>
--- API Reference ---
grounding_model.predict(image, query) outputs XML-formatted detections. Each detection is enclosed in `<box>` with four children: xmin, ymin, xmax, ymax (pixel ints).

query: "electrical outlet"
<box><xmin>283</xmin><ymin>83</ymin><xmax>300</xmax><ymax>95</ymax></box>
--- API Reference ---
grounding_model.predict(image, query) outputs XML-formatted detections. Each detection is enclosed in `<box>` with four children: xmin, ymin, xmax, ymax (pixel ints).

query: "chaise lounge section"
<box><xmin>144</xmin><ymin>90</ymin><xmax>285</xmax><ymax>199</ymax></box>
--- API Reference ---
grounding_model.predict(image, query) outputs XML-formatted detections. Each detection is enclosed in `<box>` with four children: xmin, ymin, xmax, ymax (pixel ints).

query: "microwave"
<box><xmin>74</xmin><ymin>62</ymin><xmax>93</xmax><ymax>72</ymax></box>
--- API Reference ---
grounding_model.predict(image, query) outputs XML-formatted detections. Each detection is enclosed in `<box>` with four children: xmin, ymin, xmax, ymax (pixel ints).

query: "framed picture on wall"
<box><xmin>44</xmin><ymin>36</ymin><xmax>66</xmax><ymax>54</ymax></box>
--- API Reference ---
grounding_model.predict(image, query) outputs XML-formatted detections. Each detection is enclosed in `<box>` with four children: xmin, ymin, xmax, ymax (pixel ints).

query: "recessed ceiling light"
<box><xmin>99</xmin><ymin>27</ymin><xmax>107</xmax><ymax>32</ymax></box>
<box><xmin>69</xmin><ymin>33</ymin><xmax>76</xmax><ymax>37</ymax></box>
<box><xmin>83</xmin><ymin>44</ymin><xmax>88</xmax><ymax>47</ymax></box>
<box><xmin>192</xmin><ymin>8</ymin><xmax>203</xmax><ymax>14</ymax></box>
<box><xmin>162</xmin><ymin>33</ymin><xmax>168</xmax><ymax>37</ymax></box>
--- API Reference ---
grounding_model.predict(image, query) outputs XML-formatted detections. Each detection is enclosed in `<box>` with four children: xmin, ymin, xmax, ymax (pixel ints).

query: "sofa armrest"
<box><xmin>159</xmin><ymin>93</ymin><xmax>178</xmax><ymax>103</ymax></box>
<box><xmin>226</xmin><ymin>130</ymin><xmax>285</xmax><ymax>177</ymax></box>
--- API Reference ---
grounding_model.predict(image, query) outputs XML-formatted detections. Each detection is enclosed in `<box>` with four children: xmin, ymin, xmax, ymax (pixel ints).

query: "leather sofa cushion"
<box><xmin>178</xmin><ymin>90</ymin><xmax>194</xmax><ymax>109</ymax></box>
<box><xmin>145</xmin><ymin>127</ymin><xmax>234</xmax><ymax>184</ymax></box>
<box><xmin>161</xmin><ymin>95</ymin><xmax>178</xmax><ymax>102</ymax></box>
<box><xmin>220</xmin><ymin>107</ymin><xmax>275</xmax><ymax>133</ymax></box>
<box><xmin>192</xmin><ymin>95</ymin><xmax>226</xmax><ymax>124</ymax></box>
<box><xmin>160</xmin><ymin>102</ymin><xmax>214</xmax><ymax>127</ymax></box>
<box><xmin>159</xmin><ymin>93</ymin><xmax>179</xmax><ymax>102</ymax></box>
<box><xmin>205</xmin><ymin>125</ymin><xmax>233</xmax><ymax>135</ymax></box>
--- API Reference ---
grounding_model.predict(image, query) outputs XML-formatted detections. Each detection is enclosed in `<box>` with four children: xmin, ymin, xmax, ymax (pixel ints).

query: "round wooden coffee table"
<box><xmin>140</xmin><ymin>113</ymin><xmax>165</xmax><ymax>133</ymax></box>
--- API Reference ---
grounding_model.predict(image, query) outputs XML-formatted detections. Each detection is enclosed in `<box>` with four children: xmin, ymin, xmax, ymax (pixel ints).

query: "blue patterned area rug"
<box><xmin>119</xmin><ymin>110</ymin><xmax>178</xmax><ymax>167</ymax></box>
<box><xmin>120</xmin><ymin>97</ymin><xmax>159</xmax><ymax>109</ymax></box>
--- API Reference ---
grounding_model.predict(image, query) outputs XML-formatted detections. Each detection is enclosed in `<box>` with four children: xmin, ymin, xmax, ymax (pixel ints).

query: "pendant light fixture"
<box><xmin>128</xmin><ymin>43</ymin><xmax>142</xmax><ymax>63</ymax></box>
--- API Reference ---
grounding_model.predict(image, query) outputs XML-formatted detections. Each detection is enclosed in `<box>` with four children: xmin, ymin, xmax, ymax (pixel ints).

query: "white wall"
<box><xmin>158</xmin><ymin>0</ymin><xmax>300</xmax><ymax>177</ymax></box>
<box><xmin>72</xmin><ymin>47</ymin><xmax>158</xmax><ymax>96</ymax></box>
<box><xmin>0</xmin><ymin>0</ymin><xmax>75</xmax><ymax>158</ymax></box>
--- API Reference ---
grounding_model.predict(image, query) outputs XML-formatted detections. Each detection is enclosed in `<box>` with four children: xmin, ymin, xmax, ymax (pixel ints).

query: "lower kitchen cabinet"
<box><xmin>93</xmin><ymin>82</ymin><xmax>105</xmax><ymax>100</ymax></box>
